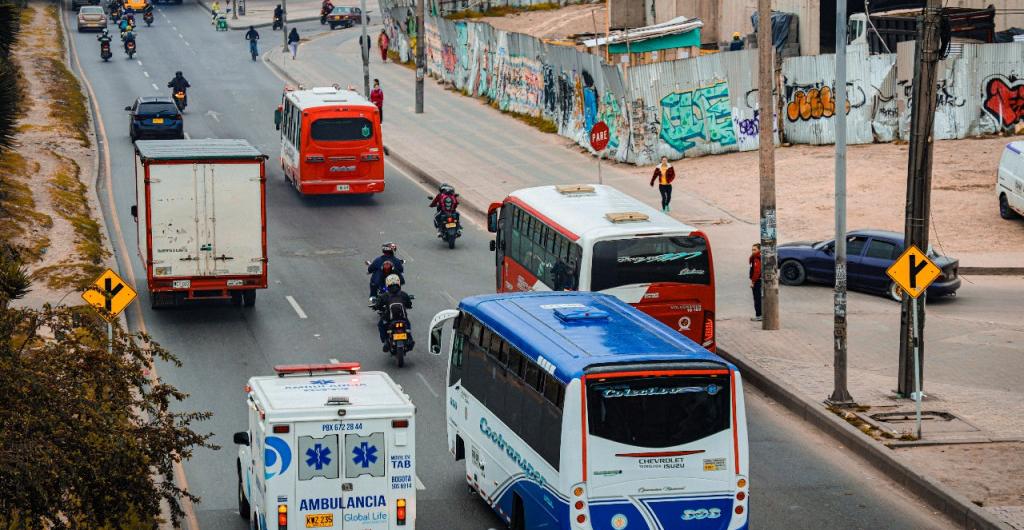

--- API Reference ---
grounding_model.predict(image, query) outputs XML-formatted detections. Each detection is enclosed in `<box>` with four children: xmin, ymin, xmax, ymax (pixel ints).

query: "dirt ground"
<box><xmin>897</xmin><ymin>442</ymin><xmax>1024</xmax><ymax>511</ymax></box>
<box><xmin>626</xmin><ymin>136</ymin><xmax>1024</xmax><ymax>263</ymax></box>
<box><xmin>478</xmin><ymin>2</ymin><xmax>606</xmax><ymax>41</ymax></box>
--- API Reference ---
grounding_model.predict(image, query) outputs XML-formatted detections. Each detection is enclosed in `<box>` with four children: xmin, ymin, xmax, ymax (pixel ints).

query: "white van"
<box><xmin>234</xmin><ymin>363</ymin><xmax>416</xmax><ymax>529</ymax></box>
<box><xmin>998</xmin><ymin>141</ymin><xmax>1024</xmax><ymax>220</ymax></box>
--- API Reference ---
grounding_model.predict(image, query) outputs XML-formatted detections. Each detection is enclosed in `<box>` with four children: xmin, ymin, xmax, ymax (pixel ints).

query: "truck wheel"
<box><xmin>150</xmin><ymin>292</ymin><xmax>163</xmax><ymax>310</ymax></box>
<box><xmin>1000</xmin><ymin>194</ymin><xmax>1018</xmax><ymax>220</ymax></box>
<box><xmin>242</xmin><ymin>290</ymin><xmax>256</xmax><ymax>307</ymax></box>
<box><xmin>230</xmin><ymin>291</ymin><xmax>242</xmax><ymax>306</ymax></box>
<box><xmin>237</xmin><ymin>465</ymin><xmax>250</xmax><ymax>519</ymax></box>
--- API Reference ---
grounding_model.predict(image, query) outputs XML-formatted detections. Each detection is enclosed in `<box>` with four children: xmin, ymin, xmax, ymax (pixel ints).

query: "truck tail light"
<box><xmin>361</xmin><ymin>153</ymin><xmax>380</xmax><ymax>161</ymax></box>
<box><xmin>277</xmin><ymin>504</ymin><xmax>287</xmax><ymax>529</ymax></box>
<box><xmin>272</xmin><ymin>424</ymin><xmax>290</xmax><ymax>433</ymax></box>
<box><xmin>392</xmin><ymin>419</ymin><xmax>409</xmax><ymax>428</ymax></box>
<box><xmin>306</xmin><ymin>155</ymin><xmax>324</xmax><ymax>163</ymax></box>
<box><xmin>702</xmin><ymin>310</ymin><xmax>715</xmax><ymax>347</ymax></box>
<box><xmin>396</xmin><ymin>498</ymin><xmax>407</xmax><ymax>526</ymax></box>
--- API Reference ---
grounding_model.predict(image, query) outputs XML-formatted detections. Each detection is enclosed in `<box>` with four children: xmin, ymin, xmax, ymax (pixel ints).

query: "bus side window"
<box><xmin>470</xmin><ymin>320</ymin><xmax>483</xmax><ymax>345</ymax></box>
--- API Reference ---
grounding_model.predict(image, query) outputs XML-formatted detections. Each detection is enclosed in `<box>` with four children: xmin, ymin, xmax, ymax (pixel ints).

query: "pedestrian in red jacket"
<box><xmin>649</xmin><ymin>155</ymin><xmax>676</xmax><ymax>212</ymax></box>
<box><xmin>370</xmin><ymin>79</ymin><xmax>384</xmax><ymax>123</ymax></box>
<box><xmin>378</xmin><ymin>29</ymin><xmax>389</xmax><ymax>62</ymax></box>
<box><xmin>749</xmin><ymin>243</ymin><xmax>763</xmax><ymax>322</ymax></box>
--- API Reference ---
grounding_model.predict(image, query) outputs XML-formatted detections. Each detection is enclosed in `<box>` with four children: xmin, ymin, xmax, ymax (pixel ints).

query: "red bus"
<box><xmin>486</xmin><ymin>184</ymin><xmax>717</xmax><ymax>350</ymax></box>
<box><xmin>278</xmin><ymin>85</ymin><xmax>383</xmax><ymax>195</ymax></box>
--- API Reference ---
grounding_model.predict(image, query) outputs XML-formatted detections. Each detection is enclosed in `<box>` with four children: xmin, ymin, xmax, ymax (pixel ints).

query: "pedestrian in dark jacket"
<box><xmin>288</xmin><ymin>28</ymin><xmax>300</xmax><ymax>59</ymax></box>
<box><xmin>729</xmin><ymin>32</ymin><xmax>745</xmax><ymax>51</ymax></box>
<box><xmin>749</xmin><ymin>243</ymin><xmax>763</xmax><ymax>321</ymax></box>
<box><xmin>649</xmin><ymin>155</ymin><xmax>676</xmax><ymax>212</ymax></box>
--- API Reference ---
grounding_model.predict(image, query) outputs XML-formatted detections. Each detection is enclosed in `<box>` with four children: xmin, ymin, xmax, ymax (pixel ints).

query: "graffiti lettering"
<box><xmin>659</xmin><ymin>81</ymin><xmax>736</xmax><ymax>153</ymax></box>
<box><xmin>983</xmin><ymin>76</ymin><xmax>1024</xmax><ymax>128</ymax></box>
<box><xmin>898</xmin><ymin>79</ymin><xmax>965</xmax><ymax>108</ymax></box>
<box><xmin>735</xmin><ymin>109</ymin><xmax>760</xmax><ymax>138</ymax></box>
<box><xmin>784</xmin><ymin>81</ymin><xmax>865</xmax><ymax>122</ymax></box>
<box><xmin>599</xmin><ymin>90</ymin><xmax>622</xmax><ymax>152</ymax></box>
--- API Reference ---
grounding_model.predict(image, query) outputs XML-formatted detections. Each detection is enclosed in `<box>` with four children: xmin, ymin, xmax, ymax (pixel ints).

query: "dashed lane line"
<box><xmin>285</xmin><ymin>295</ymin><xmax>308</xmax><ymax>319</ymax></box>
<box><xmin>416</xmin><ymin>372</ymin><xmax>439</xmax><ymax>398</ymax></box>
<box><xmin>151</xmin><ymin>83</ymin><xmax>159</xmax><ymax>91</ymax></box>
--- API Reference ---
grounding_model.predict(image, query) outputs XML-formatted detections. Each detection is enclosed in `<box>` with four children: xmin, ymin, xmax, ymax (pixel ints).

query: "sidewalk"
<box><xmin>196</xmin><ymin>0</ymin><xmax>372</xmax><ymax>29</ymax></box>
<box><xmin>266</xmin><ymin>32</ymin><xmax>1023</xmax><ymax>529</ymax></box>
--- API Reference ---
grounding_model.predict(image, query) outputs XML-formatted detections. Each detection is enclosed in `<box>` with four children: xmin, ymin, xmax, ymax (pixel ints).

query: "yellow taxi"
<box><xmin>124</xmin><ymin>0</ymin><xmax>148</xmax><ymax>11</ymax></box>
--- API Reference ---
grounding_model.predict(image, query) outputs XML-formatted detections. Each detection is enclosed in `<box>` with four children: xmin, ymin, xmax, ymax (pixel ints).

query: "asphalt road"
<box><xmin>65</xmin><ymin>3</ymin><xmax>953</xmax><ymax>529</ymax></box>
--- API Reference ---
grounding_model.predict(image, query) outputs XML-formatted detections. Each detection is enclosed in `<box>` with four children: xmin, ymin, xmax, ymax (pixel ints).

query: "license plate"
<box><xmin>336</xmin><ymin>184</ymin><xmax>350</xmax><ymax>191</ymax></box>
<box><xmin>392</xmin><ymin>332</ymin><xmax>408</xmax><ymax>340</ymax></box>
<box><xmin>305</xmin><ymin>513</ymin><xmax>333</xmax><ymax>528</ymax></box>
<box><xmin>152</xmin><ymin>118</ymin><xmax>164</xmax><ymax>124</ymax></box>
<box><xmin>445</xmin><ymin>222</ymin><xmax>457</xmax><ymax>228</ymax></box>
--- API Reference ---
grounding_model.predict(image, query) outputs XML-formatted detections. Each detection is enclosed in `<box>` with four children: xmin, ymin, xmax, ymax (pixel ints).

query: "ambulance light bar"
<box><xmin>274</xmin><ymin>362</ymin><xmax>361</xmax><ymax>377</ymax></box>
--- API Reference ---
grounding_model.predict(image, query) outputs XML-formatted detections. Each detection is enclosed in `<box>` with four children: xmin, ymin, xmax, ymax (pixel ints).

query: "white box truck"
<box><xmin>234</xmin><ymin>362</ymin><xmax>417</xmax><ymax>530</ymax></box>
<box><xmin>131</xmin><ymin>139</ymin><xmax>268</xmax><ymax>309</ymax></box>
<box><xmin>998</xmin><ymin>141</ymin><xmax>1024</xmax><ymax>220</ymax></box>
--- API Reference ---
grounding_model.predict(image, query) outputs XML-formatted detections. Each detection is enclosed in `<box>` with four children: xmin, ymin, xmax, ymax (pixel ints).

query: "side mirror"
<box><xmin>824</xmin><ymin>244</ymin><xmax>835</xmax><ymax>255</ymax></box>
<box><xmin>130</xmin><ymin>205</ymin><xmax>138</xmax><ymax>219</ymax></box>
<box><xmin>486</xmin><ymin>210</ymin><xmax>498</xmax><ymax>233</ymax></box>
<box><xmin>233</xmin><ymin>431</ymin><xmax>250</xmax><ymax>445</ymax></box>
<box><xmin>429</xmin><ymin>326</ymin><xmax>443</xmax><ymax>355</ymax></box>
<box><xmin>489</xmin><ymin>240</ymin><xmax>496</xmax><ymax>252</ymax></box>
<box><xmin>124</xmin><ymin>106</ymin><xmax>132</xmax><ymax>111</ymax></box>
<box><xmin>274</xmin><ymin>107</ymin><xmax>282</xmax><ymax>130</ymax></box>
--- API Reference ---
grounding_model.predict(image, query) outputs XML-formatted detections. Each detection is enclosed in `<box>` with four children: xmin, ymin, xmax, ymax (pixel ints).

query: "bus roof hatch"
<box><xmin>605</xmin><ymin>211</ymin><xmax>649</xmax><ymax>223</ymax></box>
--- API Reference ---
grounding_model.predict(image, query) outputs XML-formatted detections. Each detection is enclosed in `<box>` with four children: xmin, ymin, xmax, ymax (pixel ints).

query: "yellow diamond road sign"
<box><xmin>81</xmin><ymin>268</ymin><xmax>137</xmax><ymax>321</ymax></box>
<box><xmin>886</xmin><ymin>245</ymin><xmax>941</xmax><ymax>299</ymax></box>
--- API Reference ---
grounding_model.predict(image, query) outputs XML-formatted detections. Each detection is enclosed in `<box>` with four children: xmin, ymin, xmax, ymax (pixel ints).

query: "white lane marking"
<box><xmin>440</xmin><ymin>290</ymin><xmax>456</xmax><ymax>306</ymax></box>
<box><xmin>183</xmin><ymin>132</ymin><xmax>191</xmax><ymax>139</ymax></box>
<box><xmin>416</xmin><ymin>372</ymin><xmax>439</xmax><ymax>398</ymax></box>
<box><xmin>184</xmin><ymin>40</ymin><xmax>190</xmax><ymax>47</ymax></box>
<box><xmin>285</xmin><ymin>295</ymin><xmax>308</xmax><ymax>319</ymax></box>
<box><xmin>136</xmin><ymin>60</ymin><xmax>142</xmax><ymax>66</ymax></box>
<box><xmin>151</xmin><ymin>83</ymin><xmax>159</xmax><ymax>90</ymax></box>
<box><xmin>178</xmin><ymin>33</ymin><xmax>184</xmax><ymax>39</ymax></box>
<box><xmin>329</xmin><ymin>358</ymin><xmax>340</xmax><ymax>363</ymax></box>
<box><xmin>415</xmin><ymin>475</ymin><xmax>426</xmax><ymax>490</ymax></box>
<box><xmin>143</xmin><ymin>71</ymin><xmax>149</xmax><ymax>77</ymax></box>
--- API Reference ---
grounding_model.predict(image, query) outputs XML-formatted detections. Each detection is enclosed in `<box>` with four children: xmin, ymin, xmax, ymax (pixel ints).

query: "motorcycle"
<box><xmin>320</xmin><ymin>4</ymin><xmax>331</xmax><ymax>24</ymax></box>
<box><xmin>124</xmin><ymin>39</ymin><xmax>136</xmax><ymax>59</ymax></box>
<box><xmin>215</xmin><ymin>13</ymin><xmax>228</xmax><ymax>30</ymax></box>
<box><xmin>100</xmin><ymin>40</ymin><xmax>111</xmax><ymax>61</ymax></box>
<box><xmin>124</xmin><ymin>13</ymin><xmax>135</xmax><ymax>27</ymax></box>
<box><xmin>173</xmin><ymin>91</ymin><xmax>187</xmax><ymax>111</ymax></box>
<box><xmin>437</xmin><ymin>210</ymin><xmax>461</xmax><ymax>249</ymax></box>
<box><xmin>372</xmin><ymin>290</ymin><xmax>415</xmax><ymax>367</ymax></box>
<box><xmin>143</xmin><ymin>11</ymin><xmax>153</xmax><ymax>26</ymax></box>
<box><xmin>272</xmin><ymin>14</ymin><xmax>282</xmax><ymax>30</ymax></box>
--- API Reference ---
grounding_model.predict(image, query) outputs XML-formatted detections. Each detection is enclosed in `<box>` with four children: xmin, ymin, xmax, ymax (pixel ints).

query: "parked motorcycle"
<box><xmin>143</xmin><ymin>11</ymin><xmax>153</xmax><ymax>26</ymax></box>
<box><xmin>124</xmin><ymin>39</ymin><xmax>136</xmax><ymax>59</ymax></box>
<box><xmin>173</xmin><ymin>91</ymin><xmax>187</xmax><ymax>111</ymax></box>
<box><xmin>100</xmin><ymin>40</ymin><xmax>111</xmax><ymax>61</ymax></box>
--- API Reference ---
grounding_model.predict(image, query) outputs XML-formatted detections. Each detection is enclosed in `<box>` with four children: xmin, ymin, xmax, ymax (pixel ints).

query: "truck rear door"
<box><xmin>148</xmin><ymin>163</ymin><xmax>200</xmax><ymax>278</ymax></box>
<box><xmin>204</xmin><ymin>162</ymin><xmax>264</xmax><ymax>277</ymax></box>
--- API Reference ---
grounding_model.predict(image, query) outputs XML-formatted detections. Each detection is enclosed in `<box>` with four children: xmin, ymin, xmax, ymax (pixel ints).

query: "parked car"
<box><xmin>76</xmin><ymin>5</ymin><xmax>107</xmax><ymax>30</ymax></box>
<box><xmin>997</xmin><ymin>141</ymin><xmax>1024</xmax><ymax>220</ymax></box>
<box><xmin>777</xmin><ymin>229</ymin><xmax>961</xmax><ymax>301</ymax></box>
<box><xmin>126</xmin><ymin>97</ymin><xmax>183</xmax><ymax>141</ymax></box>
<box><xmin>327</xmin><ymin>6</ymin><xmax>361</xmax><ymax>29</ymax></box>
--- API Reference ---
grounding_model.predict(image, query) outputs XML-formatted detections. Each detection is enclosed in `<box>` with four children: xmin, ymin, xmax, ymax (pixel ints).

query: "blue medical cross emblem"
<box><xmin>352</xmin><ymin>441</ymin><xmax>378</xmax><ymax>468</ymax></box>
<box><xmin>305</xmin><ymin>443</ymin><xmax>332</xmax><ymax>470</ymax></box>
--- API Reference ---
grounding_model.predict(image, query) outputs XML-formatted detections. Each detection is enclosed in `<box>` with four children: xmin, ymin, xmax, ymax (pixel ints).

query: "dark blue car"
<box><xmin>126</xmin><ymin>96</ymin><xmax>183</xmax><ymax>141</ymax></box>
<box><xmin>777</xmin><ymin>229</ymin><xmax>961</xmax><ymax>301</ymax></box>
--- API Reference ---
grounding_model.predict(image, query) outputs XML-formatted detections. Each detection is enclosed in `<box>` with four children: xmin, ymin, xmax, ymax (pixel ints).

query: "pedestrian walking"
<box><xmin>288</xmin><ymin>27</ymin><xmax>300</xmax><ymax>59</ymax></box>
<box><xmin>749</xmin><ymin>243</ymin><xmax>763</xmax><ymax>322</ymax></box>
<box><xmin>378</xmin><ymin>29</ymin><xmax>389</xmax><ymax>62</ymax></box>
<box><xmin>649</xmin><ymin>155</ymin><xmax>675</xmax><ymax>212</ymax></box>
<box><xmin>370</xmin><ymin>79</ymin><xmax>384</xmax><ymax>122</ymax></box>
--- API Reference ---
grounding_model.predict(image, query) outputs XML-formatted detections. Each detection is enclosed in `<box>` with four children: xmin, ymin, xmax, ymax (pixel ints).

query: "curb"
<box><xmin>959</xmin><ymin>267</ymin><xmax>1024</xmax><ymax>276</ymax></box>
<box><xmin>716</xmin><ymin>345</ymin><xmax>1012</xmax><ymax>530</ymax></box>
<box><xmin>193</xmin><ymin>0</ymin><xmax>320</xmax><ymax>30</ymax></box>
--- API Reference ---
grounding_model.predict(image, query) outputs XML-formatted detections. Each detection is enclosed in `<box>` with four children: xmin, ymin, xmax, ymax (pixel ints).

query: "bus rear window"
<box><xmin>586</xmin><ymin>374</ymin><xmax>730</xmax><ymax>448</ymax></box>
<box><xmin>590</xmin><ymin>236</ymin><xmax>710</xmax><ymax>291</ymax></box>
<box><xmin>310</xmin><ymin>117</ymin><xmax>374</xmax><ymax>141</ymax></box>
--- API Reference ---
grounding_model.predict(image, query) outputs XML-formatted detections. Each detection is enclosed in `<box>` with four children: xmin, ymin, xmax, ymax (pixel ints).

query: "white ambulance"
<box><xmin>234</xmin><ymin>363</ymin><xmax>417</xmax><ymax>529</ymax></box>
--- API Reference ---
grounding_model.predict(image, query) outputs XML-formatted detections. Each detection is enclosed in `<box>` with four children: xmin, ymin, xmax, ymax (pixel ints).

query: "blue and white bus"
<box><xmin>427</xmin><ymin>292</ymin><xmax>749</xmax><ymax>530</ymax></box>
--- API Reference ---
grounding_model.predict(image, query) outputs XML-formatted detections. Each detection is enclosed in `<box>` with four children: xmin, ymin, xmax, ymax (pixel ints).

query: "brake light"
<box><xmin>447</xmin><ymin>217</ymin><xmax>453</xmax><ymax>223</ymax></box>
<box><xmin>277</xmin><ymin>504</ymin><xmax>287</xmax><ymax>529</ymax></box>
<box><xmin>576</xmin><ymin>514</ymin><xmax>586</xmax><ymax>524</ymax></box>
<box><xmin>361</xmin><ymin>153</ymin><xmax>380</xmax><ymax>161</ymax></box>
<box><xmin>392</xmin><ymin>419</ymin><xmax>409</xmax><ymax>428</ymax></box>
<box><xmin>702</xmin><ymin>310</ymin><xmax>715</xmax><ymax>345</ymax></box>
<box><xmin>306</xmin><ymin>155</ymin><xmax>324</xmax><ymax>163</ymax></box>
<box><xmin>272</xmin><ymin>424</ymin><xmax>289</xmax><ymax>433</ymax></box>
<box><xmin>396</xmin><ymin>498</ymin><xmax>406</xmax><ymax>526</ymax></box>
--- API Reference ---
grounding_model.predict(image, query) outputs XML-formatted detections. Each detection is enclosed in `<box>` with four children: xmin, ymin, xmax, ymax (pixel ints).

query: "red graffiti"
<box><xmin>983</xmin><ymin>77</ymin><xmax>1024</xmax><ymax>128</ymax></box>
<box><xmin>442</xmin><ymin>44</ymin><xmax>457</xmax><ymax>74</ymax></box>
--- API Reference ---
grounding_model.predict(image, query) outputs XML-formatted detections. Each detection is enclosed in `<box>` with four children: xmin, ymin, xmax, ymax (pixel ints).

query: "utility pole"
<box><xmin>829</xmin><ymin>0</ymin><xmax>853</xmax><ymax>406</ymax></box>
<box><xmin>281</xmin><ymin>0</ymin><xmax>288</xmax><ymax>52</ymax></box>
<box><xmin>898</xmin><ymin>0</ymin><xmax>942</xmax><ymax>397</ymax></box>
<box><xmin>360</xmin><ymin>0</ymin><xmax>370</xmax><ymax>97</ymax></box>
<box><xmin>415</xmin><ymin>0</ymin><xmax>425</xmax><ymax>113</ymax></box>
<box><xmin>757</xmin><ymin>0</ymin><xmax>779</xmax><ymax>330</ymax></box>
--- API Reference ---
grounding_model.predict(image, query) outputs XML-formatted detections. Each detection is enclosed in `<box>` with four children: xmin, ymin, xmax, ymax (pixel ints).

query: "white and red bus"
<box><xmin>486</xmin><ymin>184</ymin><xmax>717</xmax><ymax>350</ymax></box>
<box><xmin>278</xmin><ymin>85</ymin><xmax>384</xmax><ymax>195</ymax></box>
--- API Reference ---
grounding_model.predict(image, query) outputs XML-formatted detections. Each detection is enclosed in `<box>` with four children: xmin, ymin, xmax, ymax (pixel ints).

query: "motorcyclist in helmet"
<box><xmin>97</xmin><ymin>28</ymin><xmax>112</xmax><ymax>45</ymax></box>
<box><xmin>376</xmin><ymin>274</ymin><xmax>413</xmax><ymax>351</ymax></box>
<box><xmin>429</xmin><ymin>182</ymin><xmax>459</xmax><ymax>230</ymax></box>
<box><xmin>367</xmin><ymin>242</ymin><xmax>404</xmax><ymax>300</ymax></box>
<box><xmin>168</xmin><ymin>71</ymin><xmax>190</xmax><ymax>106</ymax></box>
<box><xmin>122</xmin><ymin>27</ymin><xmax>136</xmax><ymax>52</ymax></box>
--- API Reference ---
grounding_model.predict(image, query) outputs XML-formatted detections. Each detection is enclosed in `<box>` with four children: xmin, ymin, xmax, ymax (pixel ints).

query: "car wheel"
<box><xmin>1000</xmin><ymin>194</ymin><xmax>1018</xmax><ymax>220</ymax></box>
<box><xmin>237</xmin><ymin>464</ymin><xmax>250</xmax><ymax>519</ymax></box>
<box><xmin>779</xmin><ymin>260</ymin><xmax>806</xmax><ymax>286</ymax></box>
<box><xmin>130</xmin><ymin>128</ymin><xmax>137</xmax><ymax>141</ymax></box>
<box><xmin>887</xmin><ymin>281</ymin><xmax>904</xmax><ymax>302</ymax></box>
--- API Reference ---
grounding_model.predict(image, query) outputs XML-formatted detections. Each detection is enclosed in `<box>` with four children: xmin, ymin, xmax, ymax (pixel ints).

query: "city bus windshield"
<box><xmin>590</xmin><ymin>235</ymin><xmax>710</xmax><ymax>291</ymax></box>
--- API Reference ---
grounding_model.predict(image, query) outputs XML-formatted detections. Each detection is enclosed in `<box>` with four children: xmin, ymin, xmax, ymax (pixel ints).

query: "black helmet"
<box><xmin>439</xmin><ymin>183</ymin><xmax>454</xmax><ymax>195</ymax></box>
<box><xmin>175</xmin><ymin>71</ymin><xmax>182</xmax><ymax>77</ymax></box>
<box><xmin>381</xmin><ymin>242</ymin><xmax>397</xmax><ymax>255</ymax></box>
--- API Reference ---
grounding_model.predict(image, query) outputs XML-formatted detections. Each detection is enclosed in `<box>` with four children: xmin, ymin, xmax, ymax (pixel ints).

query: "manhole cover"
<box><xmin>856</xmin><ymin>409</ymin><xmax>980</xmax><ymax>436</ymax></box>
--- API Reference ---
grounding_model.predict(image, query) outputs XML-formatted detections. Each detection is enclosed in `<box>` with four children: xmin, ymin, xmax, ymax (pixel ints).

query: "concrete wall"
<box><xmin>608</xmin><ymin>0</ymin><xmax>646</xmax><ymax>30</ymax></box>
<box><xmin>654</xmin><ymin>0</ymin><xmax>719</xmax><ymax>44</ymax></box>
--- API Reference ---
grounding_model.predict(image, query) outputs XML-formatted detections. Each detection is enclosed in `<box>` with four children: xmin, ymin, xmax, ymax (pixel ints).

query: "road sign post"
<box><xmin>81</xmin><ymin>268</ymin><xmax>137</xmax><ymax>356</ymax></box>
<box><xmin>886</xmin><ymin>245</ymin><xmax>940</xmax><ymax>439</ymax></box>
<box><xmin>589</xmin><ymin>121</ymin><xmax>609</xmax><ymax>185</ymax></box>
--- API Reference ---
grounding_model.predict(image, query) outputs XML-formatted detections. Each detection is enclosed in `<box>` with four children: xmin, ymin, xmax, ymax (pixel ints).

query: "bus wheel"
<box><xmin>509</xmin><ymin>494</ymin><xmax>525</xmax><ymax>530</ymax></box>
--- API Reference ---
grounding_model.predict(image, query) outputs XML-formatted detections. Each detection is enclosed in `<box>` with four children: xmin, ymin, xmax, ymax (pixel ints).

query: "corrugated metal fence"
<box><xmin>378</xmin><ymin>2</ymin><xmax>1024</xmax><ymax>166</ymax></box>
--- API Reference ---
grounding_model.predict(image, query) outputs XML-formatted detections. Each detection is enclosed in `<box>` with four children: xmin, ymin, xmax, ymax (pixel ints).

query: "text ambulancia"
<box><xmin>234</xmin><ymin>362</ymin><xmax>416</xmax><ymax>529</ymax></box>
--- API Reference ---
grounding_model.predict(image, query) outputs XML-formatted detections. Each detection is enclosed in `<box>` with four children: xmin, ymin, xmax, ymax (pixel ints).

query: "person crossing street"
<box><xmin>245</xmin><ymin>26</ymin><xmax>260</xmax><ymax>61</ymax></box>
